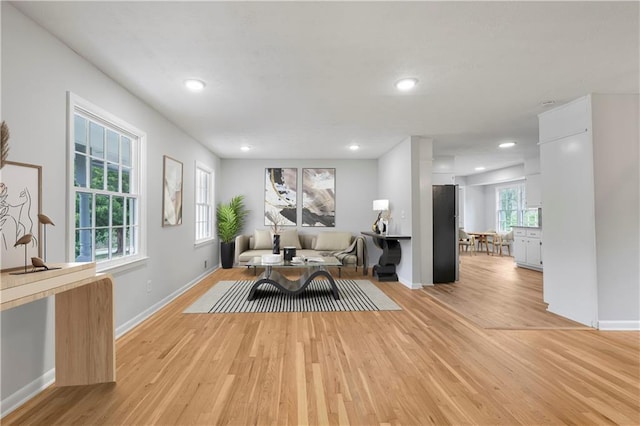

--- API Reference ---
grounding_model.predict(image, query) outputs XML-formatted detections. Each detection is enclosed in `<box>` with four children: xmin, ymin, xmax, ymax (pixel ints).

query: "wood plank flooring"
<box><xmin>3</xmin><ymin>262</ymin><xmax>639</xmax><ymax>425</ymax></box>
<box><xmin>423</xmin><ymin>253</ymin><xmax>588</xmax><ymax>329</ymax></box>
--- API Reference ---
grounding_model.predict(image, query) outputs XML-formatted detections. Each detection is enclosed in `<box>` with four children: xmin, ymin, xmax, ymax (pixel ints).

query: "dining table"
<box><xmin>467</xmin><ymin>231</ymin><xmax>497</xmax><ymax>255</ymax></box>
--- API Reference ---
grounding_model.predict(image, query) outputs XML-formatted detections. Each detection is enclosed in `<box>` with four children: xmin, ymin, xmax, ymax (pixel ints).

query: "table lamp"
<box><xmin>372</xmin><ymin>199</ymin><xmax>389</xmax><ymax>234</ymax></box>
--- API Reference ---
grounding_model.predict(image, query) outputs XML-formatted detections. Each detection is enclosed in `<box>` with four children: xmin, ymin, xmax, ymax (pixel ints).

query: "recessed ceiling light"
<box><xmin>475</xmin><ymin>166</ymin><xmax>486</xmax><ymax>171</ymax></box>
<box><xmin>349</xmin><ymin>144</ymin><xmax>360</xmax><ymax>151</ymax></box>
<box><xmin>240</xmin><ymin>145</ymin><xmax>251</xmax><ymax>152</ymax></box>
<box><xmin>395</xmin><ymin>78</ymin><xmax>418</xmax><ymax>91</ymax></box>
<box><xmin>184</xmin><ymin>79</ymin><xmax>206</xmax><ymax>91</ymax></box>
<box><xmin>499</xmin><ymin>141</ymin><xmax>517</xmax><ymax>148</ymax></box>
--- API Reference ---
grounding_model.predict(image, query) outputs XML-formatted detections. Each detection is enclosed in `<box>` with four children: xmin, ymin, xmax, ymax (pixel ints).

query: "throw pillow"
<box><xmin>313</xmin><ymin>232</ymin><xmax>352</xmax><ymax>251</ymax></box>
<box><xmin>277</xmin><ymin>229</ymin><xmax>302</xmax><ymax>249</ymax></box>
<box><xmin>253</xmin><ymin>229</ymin><xmax>272</xmax><ymax>250</ymax></box>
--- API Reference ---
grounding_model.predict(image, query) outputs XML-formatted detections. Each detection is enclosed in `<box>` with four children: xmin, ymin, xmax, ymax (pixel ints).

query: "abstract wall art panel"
<box><xmin>302</xmin><ymin>168</ymin><xmax>335</xmax><ymax>227</ymax></box>
<box><xmin>162</xmin><ymin>155</ymin><xmax>183</xmax><ymax>226</ymax></box>
<box><xmin>264</xmin><ymin>168</ymin><xmax>297</xmax><ymax>227</ymax></box>
<box><xmin>1</xmin><ymin>161</ymin><xmax>42</xmax><ymax>271</ymax></box>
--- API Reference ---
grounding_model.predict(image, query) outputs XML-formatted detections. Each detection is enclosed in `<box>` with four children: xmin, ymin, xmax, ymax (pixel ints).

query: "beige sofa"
<box><xmin>234</xmin><ymin>229</ymin><xmax>367</xmax><ymax>275</ymax></box>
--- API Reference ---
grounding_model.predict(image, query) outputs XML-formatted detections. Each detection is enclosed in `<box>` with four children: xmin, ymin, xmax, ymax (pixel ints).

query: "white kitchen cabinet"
<box><xmin>513</xmin><ymin>227</ymin><xmax>542</xmax><ymax>271</ymax></box>
<box><xmin>525</xmin><ymin>173</ymin><xmax>542</xmax><ymax>207</ymax></box>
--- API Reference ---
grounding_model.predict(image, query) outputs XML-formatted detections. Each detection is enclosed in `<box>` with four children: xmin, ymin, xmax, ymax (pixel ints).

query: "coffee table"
<box><xmin>246</xmin><ymin>256</ymin><xmax>342</xmax><ymax>301</ymax></box>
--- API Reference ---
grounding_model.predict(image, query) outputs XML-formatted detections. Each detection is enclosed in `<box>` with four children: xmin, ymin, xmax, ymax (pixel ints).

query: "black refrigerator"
<box><xmin>433</xmin><ymin>185</ymin><xmax>459</xmax><ymax>283</ymax></box>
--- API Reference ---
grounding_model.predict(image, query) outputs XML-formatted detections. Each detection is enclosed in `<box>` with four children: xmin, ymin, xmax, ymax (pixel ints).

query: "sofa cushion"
<box><xmin>253</xmin><ymin>229</ymin><xmax>272</xmax><ymax>250</ymax></box>
<box><xmin>277</xmin><ymin>229</ymin><xmax>302</xmax><ymax>249</ymax></box>
<box><xmin>313</xmin><ymin>232</ymin><xmax>352</xmax><ymax>251</ymax></box>
<box><xmin>299</xmin><ymin>234</ymin><xmax>316</xmax><ymax>250</ymax></box>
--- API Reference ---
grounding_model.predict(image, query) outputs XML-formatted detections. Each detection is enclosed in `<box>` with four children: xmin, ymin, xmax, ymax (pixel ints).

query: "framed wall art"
<box><xmin>162</xmin><ymin>155</ymin><xmax>183</xmax><ymax>226</ymax></box>
<box><xmin>302</xmin><ymin>168</ymin><xmax>335</xmax><ymax>227</ymax></box>
<box><xmin>264</xmin><ymin>168</ymin><xmax>297</xmax><ymax>227</ymax></box>
<box><xmin>1</xmin><ymin>161</ymin><xmax>42</xmax><ymax>271</ymax></box>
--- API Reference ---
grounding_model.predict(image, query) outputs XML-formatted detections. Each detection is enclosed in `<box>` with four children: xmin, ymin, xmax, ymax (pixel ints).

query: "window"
<box><xmin>496</xmin><ymin>183</ymin><xmax>539</xmax><ymax>232</ymax></box>
<box><xmin>68</xmin><ymin>93</ymin><xmax>146</xmax><ymax>269</ymax></box>
<box><xmin>195</xmin><ymin>162</ymin><xmax>214</xmax><ymax>244</ymax></box>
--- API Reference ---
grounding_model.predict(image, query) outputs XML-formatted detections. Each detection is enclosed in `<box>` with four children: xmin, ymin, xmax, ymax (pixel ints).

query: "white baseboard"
<box><xmin>546</xmin><ymin>304</ymin><xmax>597</xmax><ymax>328</ymax></box>
<box><xmin>1</xmin><ymin>266</ymin><xmax>218</xmax><ymax>419</ymax></box>
<box><xmin>397</xmin><ymin>276</ymin><xmax>422</xmax><ymax>289</ymax></box>
<box><xmin>116</xmin><ymin>266</ymin><xmax>218</xmax><ymax>338</ymax></box>
<box><xmin>598</xmin><ymin>320</ymin><xmax>640</xmax><ymax>331</ymax></box>
<box><xmin>1</xmin><ymin>368</ymin><xmax>55</xmax><ymax>418</ymax></box>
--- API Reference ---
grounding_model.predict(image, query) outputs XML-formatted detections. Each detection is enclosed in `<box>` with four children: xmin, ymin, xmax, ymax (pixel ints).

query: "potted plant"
<box><xmin>217</xmin><ymin>195</ymin><xmax>249</xmax><ymax>269</ymax></box>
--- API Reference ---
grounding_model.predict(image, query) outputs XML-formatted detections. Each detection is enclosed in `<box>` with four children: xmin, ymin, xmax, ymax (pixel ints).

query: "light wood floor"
<box><xmin>424</xmin><ymin>253</ymin><xmax>589</xmax><ymax>329</ymax></box>
<box><xmin>4</xmin><ymin>262</ymin><xmax>639</xmax><ymax>425</ymax></box>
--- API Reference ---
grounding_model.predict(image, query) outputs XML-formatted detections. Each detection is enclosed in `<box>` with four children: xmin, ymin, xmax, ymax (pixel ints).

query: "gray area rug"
<box><xmin>184</xmin><ymin>279</ymin><xmax>401</xmax><ymax>313</ymax></box>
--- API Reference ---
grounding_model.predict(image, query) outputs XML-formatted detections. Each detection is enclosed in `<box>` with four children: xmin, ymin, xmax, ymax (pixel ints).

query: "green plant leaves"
<box><xmin>217</xmin><ymin>195</ymin><xmax>249</xmax><ymax>243</ymax></box>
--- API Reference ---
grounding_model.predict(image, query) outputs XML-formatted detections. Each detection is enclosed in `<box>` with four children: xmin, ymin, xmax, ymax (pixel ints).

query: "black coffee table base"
<box><xmin>247</xmin><ymin>268</ymin><xmax>340</xmax><ymax>301</ymax></box>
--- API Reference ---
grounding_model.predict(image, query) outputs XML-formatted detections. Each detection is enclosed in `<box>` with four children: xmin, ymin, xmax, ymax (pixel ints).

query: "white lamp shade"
<box><xmin>372</xmin><ymin>199</ymin><xmax>389</xmax><ymax>211</ymax></box>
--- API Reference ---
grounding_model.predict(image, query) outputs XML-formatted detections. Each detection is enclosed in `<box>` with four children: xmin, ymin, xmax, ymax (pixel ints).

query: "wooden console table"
<box><xmin>1</xmin><ymin>263</ymin><xmax>116</xmax><ymax>386</ymax></box>
<box><xmin>361</xmin><ymin>232</ymin><xmax>411</xmax><ymax>281</ymax></box>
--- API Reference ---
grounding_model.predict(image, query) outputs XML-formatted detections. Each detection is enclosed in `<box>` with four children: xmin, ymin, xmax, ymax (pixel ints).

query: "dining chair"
<box><xmin>458</xmin><ymin>229</ymin><xmax>475</xmax><ymax>255</ymax></box>
<box><xmin>492</xmin><ymin>230</ymin><xmax>514</xmax><ymax>256</ymax></box>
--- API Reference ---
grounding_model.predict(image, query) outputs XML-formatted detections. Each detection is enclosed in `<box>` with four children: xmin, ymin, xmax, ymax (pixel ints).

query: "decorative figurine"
<box><xmin>31</xmin><ymin>256</ymin><xmax>61</xmax><ymax>272</ymax></box>
<box><xmin>38</xmin><ymin>213</ymin><xmax>55</xmax><ymax>261</ymax></box>
<box><xmin>10</xmin><ymin>233</ymin><xmax>33</xmax><ymax>275</ymax></box>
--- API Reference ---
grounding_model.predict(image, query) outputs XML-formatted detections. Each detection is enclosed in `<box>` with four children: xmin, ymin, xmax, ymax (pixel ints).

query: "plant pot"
<box><xmin>220</xmin><ymin>241</ymin><xmax>235</xmax><ymax>269</ymax></box>
<box><xmin>272</xmin><ymin>234</ymin><xmax>280</xmax><ymax>254</ymax></box>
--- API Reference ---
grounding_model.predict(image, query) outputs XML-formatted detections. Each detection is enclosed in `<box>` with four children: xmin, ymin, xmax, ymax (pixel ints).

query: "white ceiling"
<box><xmin>12</xmin><ymin>1</ymin><xmax>639</xmax><ymax>176</ymax></box>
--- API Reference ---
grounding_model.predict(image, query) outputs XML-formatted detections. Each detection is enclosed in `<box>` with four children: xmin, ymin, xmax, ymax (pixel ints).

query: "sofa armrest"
<box><xmin>234</xmin><ymin>234</ymin><xmax>250</xmax><ymax>265</ymax></box>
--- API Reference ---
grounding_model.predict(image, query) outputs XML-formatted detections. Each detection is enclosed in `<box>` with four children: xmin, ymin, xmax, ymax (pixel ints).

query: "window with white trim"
<box><xmin>496</xmin><ymin>183</ymin><xmax>539</xmax><ymax>233</ymax></box>
<box><xmin>69</xmin><ymin>94</ymin><xmax>146</xmax><ymax>268</ymax></box>
<box><xmin>195</xmin><ymin>162</ymin><xmax>214</xmax><ymax>243</ymax></box>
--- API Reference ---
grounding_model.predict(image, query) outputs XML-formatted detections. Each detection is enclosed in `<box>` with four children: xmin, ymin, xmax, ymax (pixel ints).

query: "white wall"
<box><xmin>540</xmin><ymin>110</ymin><xmax>599</xmax><ymax>326</ymax></box>
<box><xmin>1</xmin><ymin>4</ymin><xmax>220</xmax><ymax>411</ymax></box>
<box><xmin>219</xmin><ymin>159</ymin><xmax>378</xmax><ymax>264</ymax></box>
<box><xmin>377</xmin><ymin>136</ymin><xmax>433</xmax><ymax>288</ymax></box>
<box><xmin>417</xmin><ymin>138</ymin><xmax>434</xmax><ymax>286</ymax></box>
<box><xmin>458</xmin><ymin>186</ymin><xmax>465</xmax><ymax>229</ymax></box>
<box><xmin>377</xmin><ymin>138</ymin><xmax>413</xmax><ymax>286</ymax></box>
<box><xmin>462</xmin><ymin>185</ymin><xmax>486</xmax><ymax>232</ymax></box>
<box><xmin>539</xmin><ymin>94</ymin><xmax>640</xmax><ymax>329</ymax></box>
<box><xmin>464</xmin><ymin>164</ymin><xmax>525</xmax><ymax>186</ymax></box>
<box><xmin>591</xmin><ymin>94</ymin><xmax>640</xmax><ymax>327</ymax></box>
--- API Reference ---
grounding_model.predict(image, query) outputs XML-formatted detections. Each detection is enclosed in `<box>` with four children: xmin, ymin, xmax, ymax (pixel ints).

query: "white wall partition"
<box><xmin>591</xmin><ymin>94</ymin><xmax>640</xmax><ymax>329</ymax></box>
<box><xmin>377</xmin><ymin>136</ymin><xmax>433</xmax><ymax>288</ymax></box>
<box><xmin>377</xmin><ymin>138</ymin><xmax>414</xmax><ymax>286</ymax></box>
<box><xmin>539</xmin><ymin>94</ymin><xmax>639</xmax><ymax>329</ymax></box>
<box><xmin>540</xmin><ymin>129</ymin><xmax>598</xmax><ymax>326</ymax></box>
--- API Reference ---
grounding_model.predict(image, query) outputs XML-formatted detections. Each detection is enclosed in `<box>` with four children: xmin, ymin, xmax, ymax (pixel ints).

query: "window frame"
<box><xmin>67</xmin><ymin>92</ymin><xmax>147</xmax><ymax>272</ymax></box>
<box><xmin>194</xmin><ymin>161</ymin><xmax>215</xmax><ymax>246</ymax></box>
<box><xmin>495</xmin><ymin>182</ymin><xmax>538</xmax><ymax>233</ymax></box>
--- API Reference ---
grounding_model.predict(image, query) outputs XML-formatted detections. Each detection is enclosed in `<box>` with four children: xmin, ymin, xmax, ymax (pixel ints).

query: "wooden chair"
<box><xmin>492</xmin><ymin>230</ymin><xmax>514</xmax><ymax>256</ymax></box>
<box><xmin>458</xmin><ymin>229</ymin><xmax>475</xmax><ymax>255</ymax></box>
